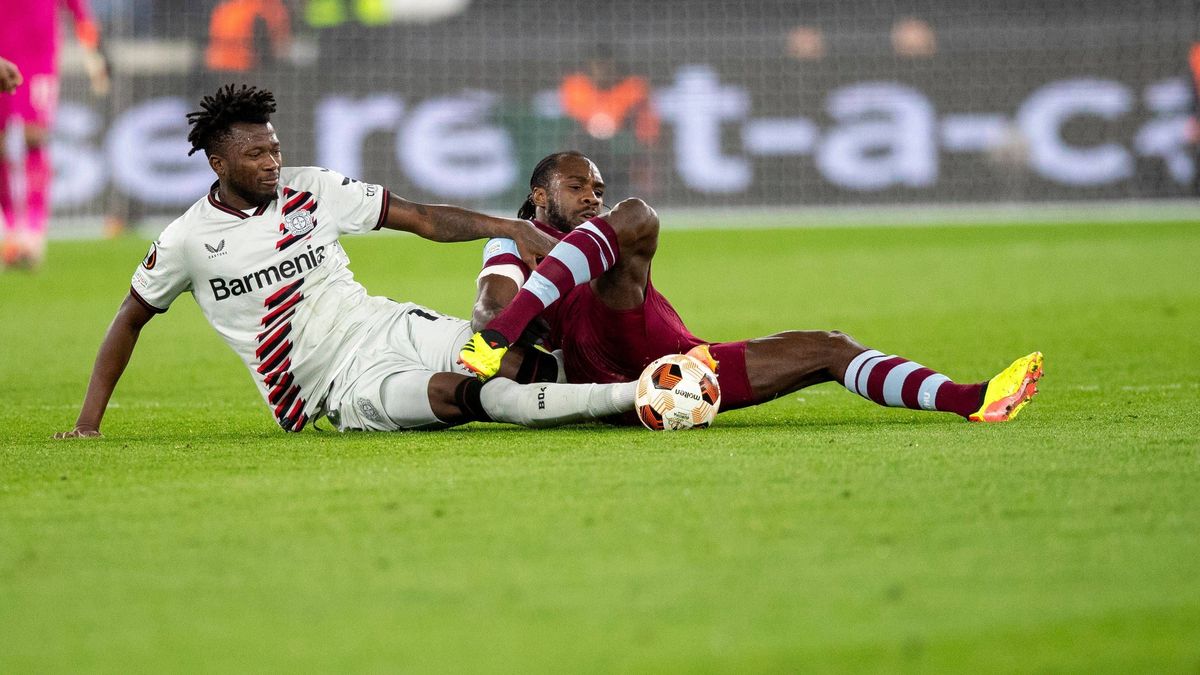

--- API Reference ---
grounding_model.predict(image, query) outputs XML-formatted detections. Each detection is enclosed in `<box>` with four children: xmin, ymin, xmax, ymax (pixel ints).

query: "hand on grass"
<box><xmin>53</xmin><ymin>427</ymin><xmax>102</xmax><ymax>439</ymax></box>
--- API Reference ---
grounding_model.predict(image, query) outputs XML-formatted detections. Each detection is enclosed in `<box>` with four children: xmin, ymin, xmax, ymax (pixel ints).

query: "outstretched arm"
<box><xmin>54</xmin><ymin>294</ymin><xmax>156</xmax><ymax>438</ymax></box>
<box><xmin>381</xmin><ymin>195</ymin><xmax>555</xmax><ymax>269</ymax></box>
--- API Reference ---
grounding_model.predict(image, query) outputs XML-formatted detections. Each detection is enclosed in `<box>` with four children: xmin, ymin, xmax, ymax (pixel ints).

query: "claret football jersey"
<box><xmin>477</xmin><ymin>218</ymin><xmax>705</xmax><ymax>385</ymax></box>
<box><xmin>131</xmin><ymin>166</ymin><xmax>393</xmax><ymax>431</ymax></box>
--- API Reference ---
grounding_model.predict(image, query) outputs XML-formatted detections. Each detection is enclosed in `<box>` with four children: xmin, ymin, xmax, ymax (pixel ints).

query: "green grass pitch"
<box><xmin>2</xmin><ymin>219</ymin><xmax>1198</xmax><ymax>672</ymax></box>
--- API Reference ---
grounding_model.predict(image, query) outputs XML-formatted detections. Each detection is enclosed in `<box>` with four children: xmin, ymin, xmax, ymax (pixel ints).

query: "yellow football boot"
<box><xmin>458</xmin><ymin>329</ymin><xmax>509</xmax><ymax>380</ymax></box>
<box><xmin>968</xmin><ymin>351</ymin><xmax>1044</xmax><ymax>422</ymax></box>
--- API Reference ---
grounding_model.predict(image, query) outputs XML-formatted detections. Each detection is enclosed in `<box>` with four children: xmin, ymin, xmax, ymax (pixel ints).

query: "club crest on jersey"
<box><xmin>283</xmin><ymin>209</ymin><xmax>316</xmax><ymax>236</ymax></box>
<box><xmin>356</xmin><ymin>397</ymin><xmax>384</xmax><ymax>424</ymax></box>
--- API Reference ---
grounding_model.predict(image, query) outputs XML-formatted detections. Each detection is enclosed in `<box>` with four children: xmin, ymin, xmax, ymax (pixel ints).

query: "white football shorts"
<box><xmin>324</xmin><ymin>302</ymin><xmax>474</xmax><ymax>431</ymax></box>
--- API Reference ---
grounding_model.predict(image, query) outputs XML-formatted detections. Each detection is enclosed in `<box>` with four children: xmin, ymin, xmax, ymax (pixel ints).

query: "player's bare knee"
<box><xmin>607</xmin><ymin>198</ymin><xmax>657</xmax><ymax>233</ymax></box>
<box><xmin>607</xmin><ymin>198</ymin><xmax>658</xmax><ymax>254</ymax></box>
<box><xmin>826</xmin><ymin>330</ymin><xmax>865</xmax><ymax>356</ymax></box>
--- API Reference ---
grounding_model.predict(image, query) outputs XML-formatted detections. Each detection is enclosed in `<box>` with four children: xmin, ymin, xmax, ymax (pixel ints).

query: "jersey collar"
<box><xmin>530</xmin><ymin>218</ymin><xmax>568</xmax><ymax>238</ymax></box>
<box><xmin>208</xmin><ymin>181</ymin><xmax>273</xmax><ymax>220</ymax></box>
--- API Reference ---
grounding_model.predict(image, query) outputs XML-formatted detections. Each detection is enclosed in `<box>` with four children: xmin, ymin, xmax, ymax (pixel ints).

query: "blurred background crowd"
<box><xmin>6</xmin><ymin>0</ymin><xmax>1200</xmax><ymax>238</ymax></box>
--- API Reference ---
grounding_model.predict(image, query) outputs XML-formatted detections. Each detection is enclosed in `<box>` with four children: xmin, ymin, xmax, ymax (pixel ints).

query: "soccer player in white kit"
<box><xmin>54</xmin><ymin>85</ymin><xmax>635</xmax><ymax>438</ymax></box>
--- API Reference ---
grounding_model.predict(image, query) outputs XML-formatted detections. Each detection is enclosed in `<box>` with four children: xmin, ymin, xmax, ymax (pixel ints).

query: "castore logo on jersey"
<box><xmin>205</xmin><ymin>240</ymin><xmax>228</xmax><ymax>258</ymax></box>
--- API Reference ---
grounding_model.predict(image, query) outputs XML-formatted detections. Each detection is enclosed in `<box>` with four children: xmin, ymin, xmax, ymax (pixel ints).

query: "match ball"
<box><xmin>635</xmin><ymin>353</ymin><xmax>721</xmax><ymax>431</ymax></box>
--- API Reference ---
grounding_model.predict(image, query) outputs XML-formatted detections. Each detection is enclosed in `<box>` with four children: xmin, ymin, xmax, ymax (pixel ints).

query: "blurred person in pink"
<box><xmin>0</xmin><ymin>0</ymin><xmax>109</xmax><ymax>269</ymax></box>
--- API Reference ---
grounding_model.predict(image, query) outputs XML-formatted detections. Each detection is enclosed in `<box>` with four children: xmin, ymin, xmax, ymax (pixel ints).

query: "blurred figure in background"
<box><xmin>1186</xmin><ymin>42</ymin><xmax>1200</xmax><ymax>194</ymax></box>
<box><xmin>0</xmin><ymin>0</ymin><xmax>110</xmax><ymax>270</ymax></box>
<box><xmin>558</xmin><ymin>45</ymin><xmax>660</xmax><ymax>199</ymax></box>
<box><xmin>785</xmin><ymin>25</ymin><xmax>827</xmax><ymax>61</ymax></box>
<box><xmin>205</xmin><ymin>0</ymin><xmax>293</xmax><ymax>74</ymax></box>
<box><xmin>890</xmin><ymin>17</ymin><xmax>936</xmax><ymax>58</ymax></box>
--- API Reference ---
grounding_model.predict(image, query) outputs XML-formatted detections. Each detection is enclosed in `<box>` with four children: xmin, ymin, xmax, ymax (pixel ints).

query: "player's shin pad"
<box><xmin>478</xmin><ymin>379</ymin><xmax>636</xmax><ymax>428</ymax></box>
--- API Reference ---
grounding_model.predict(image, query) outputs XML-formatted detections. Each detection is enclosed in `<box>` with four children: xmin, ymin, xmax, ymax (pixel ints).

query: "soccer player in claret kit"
<box><xmin>55</xmin><ymin>87</ymin><xmax>640</xmax><ymax>438</ymax></box>
<box><xmin>461</xmin><ymin>151</ymin><xmax>1043</xmax><ymax>424</ymax></box>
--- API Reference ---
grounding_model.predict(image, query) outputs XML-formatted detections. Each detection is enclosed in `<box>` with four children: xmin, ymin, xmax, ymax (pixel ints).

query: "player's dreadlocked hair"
<box><xmin>517</xmin><ymin>150</ymin><xmax>587</xmax><ymax>220</ymax></box>
<box><xmin>186</xmin><ymin>84</ymin><xmax>277</xmax><ymax>156</ymax></box>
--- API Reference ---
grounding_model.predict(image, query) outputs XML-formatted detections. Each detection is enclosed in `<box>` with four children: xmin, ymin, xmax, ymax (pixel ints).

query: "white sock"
<box><xmin>479</xmin><ymin>378</ymin><xmax>636</xmax><ymax>428</ymax></box>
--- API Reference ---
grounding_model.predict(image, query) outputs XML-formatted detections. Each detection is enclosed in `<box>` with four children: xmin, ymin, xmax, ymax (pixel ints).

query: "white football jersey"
<box><xmin>131</xmin><ymin>166</ymin><xmax>396</xmax><ymax>431</ymax></box>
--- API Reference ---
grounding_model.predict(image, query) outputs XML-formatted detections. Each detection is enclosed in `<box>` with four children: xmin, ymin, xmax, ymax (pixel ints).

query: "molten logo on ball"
<box><xmin>635</xmin><ymin>353</ymin><xmax>721</xmax><ymax>430</ymax></box>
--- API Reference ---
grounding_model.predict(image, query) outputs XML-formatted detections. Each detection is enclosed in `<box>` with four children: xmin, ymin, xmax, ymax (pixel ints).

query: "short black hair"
<box><xmin>186</xmin><ymin>84</ymin><xmax>277</xmax><ymax>157</ymax></box>
<box><xmin>517</xmin><ymin>150</ymin><xmax>587</xmax><ymax>220</ymax></box>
